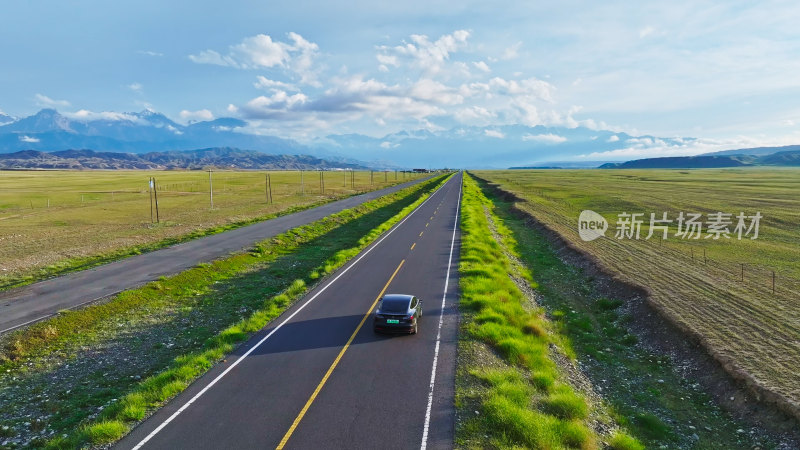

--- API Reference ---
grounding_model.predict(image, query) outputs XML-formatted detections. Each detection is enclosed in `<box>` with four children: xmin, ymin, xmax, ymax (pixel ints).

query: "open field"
<box><xmin>473</xmin><ymin>168</ymin><xmax>800</xmax><ymax>423</ymax></box>
<box><xmin>0</xmin><ymin>170</ymin><xmax>422</xmax><ymax>288</ymax></box>
<box><xmin>0</xmin><ymin>174</ymin><xmax>446</xmax><ymax>448</ymax></box>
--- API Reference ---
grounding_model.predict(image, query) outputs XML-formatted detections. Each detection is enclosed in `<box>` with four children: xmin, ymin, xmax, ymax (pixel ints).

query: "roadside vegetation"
<box><xmin>473</xmin><ymin>168</ymin><xmax>800</xmax><ymax>425</ymax></box>
<box><xmin>0</xmin><ymin>169</ymin><xmax>423</xmax><ymax>291</ymax></box>
<box><xmin>0</xmin><ymin>173</ymin><xmax>449</xmax><ymax>449</ymax></box>
<box><xmin>455</xmin><ymin>173</ymin><xmax>640</xmax><ymax>449</ymax></box>
<box><xmin>472</xmin><ymin>175</ymin><xmax>781</xmax><ymax>448</ymax></box>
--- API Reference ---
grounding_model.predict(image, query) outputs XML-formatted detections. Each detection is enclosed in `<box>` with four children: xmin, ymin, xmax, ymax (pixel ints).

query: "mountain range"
<box><xmin>1</xmin><ymin>108</ymin><xmax>799</xmax><ymax>169</ymax></box>
<box><xmin>0</xmin><ymin>148</ymin><xmax>367</xmax><ymax>171</ymax></box>
<box><xmin>598</xmin><ymin>150</ymin><xmax>800</xmax><ymax>169</ymax></box>
<box><xmin>0</xmin><ymin>108</ymin><xmax>683</xmax><ymax>168</ymax></box>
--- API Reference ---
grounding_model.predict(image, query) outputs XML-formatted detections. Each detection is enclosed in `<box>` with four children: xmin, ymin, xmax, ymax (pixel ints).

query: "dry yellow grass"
<box><xmin>0</xmin><ymin>169</ymin><xmax>421</xmax><ymax>285</ymax></box>
<box><xmin>473</xmin><ymin>168</ymin><xmax>800</xmax><ymax>421</ymax></box>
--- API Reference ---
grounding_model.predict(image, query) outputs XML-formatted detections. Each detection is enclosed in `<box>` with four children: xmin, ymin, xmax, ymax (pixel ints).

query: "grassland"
<box><xmin>0</xmin><ymin>174</ymin><xmax>447</xmax><ymax>449</ymax></box>
<box><xmin>456</xmin><ymin>173</ymin><xmax>641</xmax><ymax>449</ymax></box>
<box><xmin>477</xmin><ymin>176</ymin><xmax>779</xmax><ymax>448</ymax></box>
<box><xmin>473</xmin><ymin>168</ymin><xmax>800</xmax><ymax>423</ymax></box>
<box><xmin>0</xmin><ymin>169</ymin><xmax>422</xmax><ymax>289</ymax></box>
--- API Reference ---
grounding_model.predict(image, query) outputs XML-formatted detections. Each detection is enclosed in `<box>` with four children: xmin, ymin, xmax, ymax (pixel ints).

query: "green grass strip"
<box><xmin>456</xmin><ymin>173</ymin><xmax>642</xmax><ymax>449</ymax></box>
<box><xmin>43</xmin><ymin>173</ymin><xmax>452</xmax><ymax>449</ymax></box>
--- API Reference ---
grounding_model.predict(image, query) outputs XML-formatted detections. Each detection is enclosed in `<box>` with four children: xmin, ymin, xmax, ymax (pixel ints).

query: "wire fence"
<box><xmin>503</xmin><ymin>182</ymin><xmax>800</xmax><ymax>300</ymax></box>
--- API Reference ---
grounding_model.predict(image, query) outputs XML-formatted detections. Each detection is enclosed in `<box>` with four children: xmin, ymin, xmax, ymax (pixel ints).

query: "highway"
<box><xmin>116</xmin><ymin>172</ymin><xmax>462</xmax><ymax>450</ymax></box>
<box><xmin>0</xmin><ymin>176</ymin><xmax>431</xmax><ymax>335</ymax></box>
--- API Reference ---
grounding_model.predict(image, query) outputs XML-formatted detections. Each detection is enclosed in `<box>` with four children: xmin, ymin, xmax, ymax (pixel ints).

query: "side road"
<box><xmin>0</xmin><ymin>176</ymin><xmax>432</xmax><ymax>334</ymax></box>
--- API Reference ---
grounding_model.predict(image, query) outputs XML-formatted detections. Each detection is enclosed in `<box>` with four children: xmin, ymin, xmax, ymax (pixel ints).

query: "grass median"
<box><xmin>455</xmin><ymin>173</ymin><xmax>641</xmax><ymax>449</ymax></box>
<box><xmin>0</xmin><ymin>173</ymin><xmax>450</xmax><ymax>449</ymax></box>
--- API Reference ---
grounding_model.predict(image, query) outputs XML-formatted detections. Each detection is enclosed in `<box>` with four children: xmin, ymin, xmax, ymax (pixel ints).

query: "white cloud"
<box><xmin>239</xmin><ymin>90</ymin><xmax>309</xmax><ymax>119</ymax></box>
<box><xmin>65</xmin><ymin>110</ymin><xmax>144</xmax><ymax>122</ymax></box>
<box><xmin>522</xmin><ymin>133</ymin><xmax>567</xmax><ymax>143</ymax></box>
<box><xmin>376</xmin><ymin>30</ymin><xmax>470</xmax><ymax>75</ymax></box>
<box><xmin>138</xmin><ymin>50</ymin><xmax>163</xmax><ymax>57</ymax></box>
<box><xmin>577</xmin><ymin>135</ymin><xmax>800</xmax><ymax>160</ymax></box>
<box><xmin>179</xmin><ymin>109</ymin><xmax>214</xmax><ymax>123</ymax></box>
<box><xmin>484</xmin><ymin>129</ymin><xmax>505</xmax><ymax>138</ymax></box>
<box><xmin>34</xmin><ymin>93</ymin><xmax>70</xmax><ymax>108</ymax></box>
<box><xmin>502</xmin><ymin>42</ymin><xmax>522</xmax><ymax>60</ymax></box>
<box><xmin>454</xmin><ymin>106</ymin><xmax>496</xmax><ymax>123</ymax></box>
<box><xmin>128</xmin><ymin>82</ymin><xmax>143</xmax><ymax>92</ymax></box>
<box><xmin>408</xmin><ymin>79</ymin><xmax>463</xmax><ymax>105</ymax></box>
<box><xmin>19</xmin><ymin>135</ymin><xmax>40</xmax><ymax>143</ymax></box>
<box><xmin>472</xmin><ymin>61</ymin><xmax>490</xmax><ymax>72</ymax></box>
<box><xmin>254</xmin><ymin>76</ymin><xmax>297</xmax><ymax>92</ymax></box>
<box><xmin>189</xmin><ymin>32</ymin><xmax>320</xmax><ymax>85</ymax></box>
<box><xmin>607</xmin><ymin>135</ymin><xmax>620</xmax><ymax>142</ymax></box>
<box><xmin>380</xmin><ymin>141</ymin><xmax>399</xmax><ymax>148</ymax></box>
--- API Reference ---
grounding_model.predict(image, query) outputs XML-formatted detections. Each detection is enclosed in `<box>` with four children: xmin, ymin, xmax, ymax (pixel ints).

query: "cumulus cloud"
<box><xmin>34</xmin><ymin>94</ymin><xmax>70</xmax><ymax>108</ymax></box>
<box><xmin>189</xmin><ymin>32</ymin><xmax>320</xmax><ymax>85</ymax></box>
<box><xmin>179</xmin><ymin>109</ymin><xmax>214</xmax><ymax>123</ymax></box>
<box><xmin>128</xmin><ymin>82</ymin><xmax>143</xmax><ymax>92</ymax></box>
<box><xmin>19</xmin><ymin>135</ymin><xmax>40</xmax><ymax>143</ymax></box>
<box><xmin>484</xmin><ymin>129</ymin><xmax>505</xmax><ymax>138</ymax></box>
<box><xmin>239</xmin><ymin>90</ymin><xmax>309</xmax><ymax>120</ymax></box>
<box><xmin>254</xmin><ymin>76</ymin><xmax>297</xmax><ymax>91</ymax></box>
<box><xmin>380</xmin><ymin>141</ymin><xmax>399</xmax><ymax>149</ymax></box>
<box><xmin>472</xmin><ymin>61</ymin><xmax>490</xmax><ymax>72</ymax></box>
<box><xmin>607</xmin><ymin>135</ymin><xmax>620</xmax><ymax>142</ymax></box>
<box><xmin>376</xmin><ymin>30</ymin><xmax>470</xmax><ymax>75</ymax></box>
<box><xmin>522</xmin><ymin>133</ymin><xmax>567</xmax><ymax>143</ymax></box>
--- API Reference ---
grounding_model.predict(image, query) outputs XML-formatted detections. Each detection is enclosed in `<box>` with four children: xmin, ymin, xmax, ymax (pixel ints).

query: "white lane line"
<box><xmin>131</xmin><ymin>176</ymin><xmax>452</xmax><ymax>450</ymax></box>
<box><xmin>420</xmin><ymin>174</ymin><xmax>462</xmax><ymax>450</ymax></box>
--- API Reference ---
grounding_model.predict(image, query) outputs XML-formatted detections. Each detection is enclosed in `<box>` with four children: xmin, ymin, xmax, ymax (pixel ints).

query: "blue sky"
<box><xmin>3</xmin><ymin>0</ymin><xmax>800</xmax><ymax>158</ymax></box>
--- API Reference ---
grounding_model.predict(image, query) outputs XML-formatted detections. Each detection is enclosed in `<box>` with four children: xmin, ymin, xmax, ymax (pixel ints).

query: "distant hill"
<box><xmin>599</xmin><ymin>151</ymin><xmax>800</xmax><ymax>169</ymax></box>
<box><xmin>701</xmin><ymin>144</ymin><xmax>800</xmax><ymax>157</ymax></box>
<box><xmin>0</xmin><ymin>148</ymin><xmax>369</xmax><ymax>170</ymax></box>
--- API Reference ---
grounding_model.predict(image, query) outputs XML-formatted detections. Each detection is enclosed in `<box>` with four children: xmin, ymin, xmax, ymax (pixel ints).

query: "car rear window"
<box><xmin>381</xmin><ymin>298</ymin><xmax>410</xmax><ymax>313</ymax></box>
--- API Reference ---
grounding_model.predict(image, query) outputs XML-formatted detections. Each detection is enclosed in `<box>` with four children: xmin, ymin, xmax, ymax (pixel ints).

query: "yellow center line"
<box><xmin>419</xmin><ymin>231</ymin><xmax>424</xmax><ymax>237</ymax></box>
<box><xmin>426</xmin><ymin>223</ymin><xmax>429</xmax><ymax>227</ymax></box>
<box><xmin>411</xmin><ymin>242</ymin><xmax>416</xmax><ymax>250</ymax></box>
<box><xmin>276</xmin><ymin>259</ymin><xmax>406</xmax><ymax>449</ymax></box>
<box><xmin>430</xmin><ymin>216</ymin><xmax>434</xmax><ymax>220</ymax></box>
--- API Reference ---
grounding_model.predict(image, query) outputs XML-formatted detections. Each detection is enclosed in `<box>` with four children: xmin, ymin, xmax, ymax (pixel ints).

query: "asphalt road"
<box><xmin>116</xmin><ymin>172</ymin><xmax>462</xmax><ymax>450</ymax></box>
<box><xmin>0</xmin><ymin>176</ymin><xmax>432</xmax><ymax>335</ymax></box>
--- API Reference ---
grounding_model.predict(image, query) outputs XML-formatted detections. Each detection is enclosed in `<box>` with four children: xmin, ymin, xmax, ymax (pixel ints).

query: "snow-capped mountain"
<box><xmin>0</xmin><ymin>108</ymin><xmax>706</xmax><ymax>168</ymax></box>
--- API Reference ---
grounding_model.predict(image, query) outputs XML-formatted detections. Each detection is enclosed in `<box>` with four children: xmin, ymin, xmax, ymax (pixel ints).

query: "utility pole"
<box><xmin>370</xmin><ymin>170</ymin><xmax>373</xmax><ymax>186</ymax></box>
<box><xmin>320</xmin><ymin>170</ymin><xmax>325</xmax><ymax>195</ymax></box>
<box><xmin>266</xmin><ymin>174</ymin><xmax>272</xmax><ymax>205</ymax></box>
<box><xmin>301</xmin><ymin>170</ymin><xmax>305</xmax><ymax>196</ymax></box>
<box><xmin>153</xmin><ymin>177</ymin><xmax>160</xmax><ymax>223</ymax></box>
<box><xmin>149</xmin><ymin>177</ymin><xmax>154</xmax><ymax>223</ymax></box>
<box><xmin>208</xmin><ymin>169</ymin><xmax>214</xmax><ymax>210</ymax></box>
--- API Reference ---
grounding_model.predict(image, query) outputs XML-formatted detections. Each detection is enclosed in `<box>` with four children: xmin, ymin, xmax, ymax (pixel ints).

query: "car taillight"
<box><xmin>407</xmin><ymin>315</ymin><xmax>414</xmax><ymax>321</ymax></box>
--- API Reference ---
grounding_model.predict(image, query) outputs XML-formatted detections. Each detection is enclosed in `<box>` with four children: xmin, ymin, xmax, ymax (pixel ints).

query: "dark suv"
<box><xmin>373</xmin><ymin>294</ymin><xmax>422</xmax><ymax>334</ymax></box>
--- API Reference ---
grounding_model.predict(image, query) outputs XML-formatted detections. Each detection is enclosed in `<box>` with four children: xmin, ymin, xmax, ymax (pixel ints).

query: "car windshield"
<box><xmin>380</xmin><ymin>298</ymin><xmax>410</xmax><ymax>313</ymax></box>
